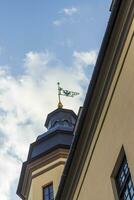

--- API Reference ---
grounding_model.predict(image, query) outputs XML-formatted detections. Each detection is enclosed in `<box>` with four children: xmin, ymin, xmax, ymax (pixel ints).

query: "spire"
<box><xmin>57</xmin><ymin>82</ymin><xmax>79</xmax><ymax>108</ymax></box>
<box><xmin>57</xmin><ymin>82</ymin><xmax>63</xmax><ymax>108</ymax></box>
<box><xmin>17</xmin><ymin>83</ymin><xmax>78</xmax><ymax>200</ymax></box>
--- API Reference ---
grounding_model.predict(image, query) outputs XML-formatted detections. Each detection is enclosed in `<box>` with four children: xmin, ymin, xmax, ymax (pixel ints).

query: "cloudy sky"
<box><xmin>0</xmin><ymin>0</ymin><xmax>111</xmax><ymax>199</ymax></box>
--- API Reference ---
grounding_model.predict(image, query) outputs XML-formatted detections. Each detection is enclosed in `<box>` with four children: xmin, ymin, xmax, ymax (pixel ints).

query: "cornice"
<box><xmin>17</xmin><ymin>147</ymin><xmax>69</xmax><ymax>199</ymax></box>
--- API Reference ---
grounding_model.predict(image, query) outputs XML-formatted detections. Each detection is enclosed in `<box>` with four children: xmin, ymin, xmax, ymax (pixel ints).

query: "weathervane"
<box><xmin>57</xmin><ymin>82</ymin><xmax>79</xmax><ymax>108</ymax></box>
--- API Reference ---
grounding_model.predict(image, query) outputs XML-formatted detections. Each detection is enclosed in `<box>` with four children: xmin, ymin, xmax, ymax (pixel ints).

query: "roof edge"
<box><xmin>56</xmin><ymin>0</ymin><xmax>134</xmax><ymax>199</ymax></box>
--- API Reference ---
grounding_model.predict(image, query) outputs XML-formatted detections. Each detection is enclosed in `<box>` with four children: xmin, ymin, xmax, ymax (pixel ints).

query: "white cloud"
<box><xmin>24</xmin><ymin>51</ymin><xmax>51</xmax><ymax>69</ymax></box>
<box><xmin>0</xmin><ymin>49</ymin><xmax>97</xmax><ymax>200</ymax></box>
<box><xmin>63</xmin><ymin>7</ymin><xmax>79</xmax><ymax>16</ymax></box>
<box><xmin>0</xmin><ymin>153</ymin><xmax>20</xmax><ymax>200</ymax></box>
<box><xmin>53</xmin><ymin>19</ymin><xmax>64</xmax><ymax>27</ymax></box>
<box><xmin>53</xmin><ymin>7</ymin><xmax>79</xmax><ymax>27</ymax></box>
<box><xmin>73</xmin><ymin>50</ymin><xmax>97</xmax><ymax>65</ymax></box>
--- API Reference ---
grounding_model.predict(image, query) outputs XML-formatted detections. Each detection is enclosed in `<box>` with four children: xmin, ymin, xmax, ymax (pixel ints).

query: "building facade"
<box><xmin>17</xmin><ymin>0</ymin><xmax>134</xmax><ymax>200</ymax></box>
<box><xmin>56</xmin><ymin>0</ymin><xmax>134</xmax><ymax>200</ymax></box>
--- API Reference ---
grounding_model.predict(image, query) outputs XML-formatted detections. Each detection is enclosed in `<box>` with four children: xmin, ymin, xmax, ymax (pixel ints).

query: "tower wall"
<box><xmin>28</xmin><ymin>158</ymin><xmax>66</xmax><ymax>200</ymax></box>
<box><xmin>17</xmin><ymin>108</ymin><xmax>77</xmax><ymax>199</ymax></box>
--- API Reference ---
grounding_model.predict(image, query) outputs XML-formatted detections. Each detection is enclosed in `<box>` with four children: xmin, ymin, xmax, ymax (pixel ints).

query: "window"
<box><xmin>115</xmin><ymin>156</ymin><xmax>134</xmax><ymax>200</ymax></box>
<box><xmin>43</xmin><ymin>183</ymin><xmax>54</xmax><ymax>200</ymax></box>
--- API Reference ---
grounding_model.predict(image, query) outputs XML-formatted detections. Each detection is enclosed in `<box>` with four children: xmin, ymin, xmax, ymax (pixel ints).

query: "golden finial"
<box><xmin>58</xmin><ymin>101</ymin><xmax>63</xmax><ymax>109</ymax></box>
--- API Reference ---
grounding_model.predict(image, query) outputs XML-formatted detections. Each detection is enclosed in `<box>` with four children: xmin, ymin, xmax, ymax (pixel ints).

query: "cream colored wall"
<box><xmin>28</xmin><ymin>158</ymin><xmax>66</xmax><ymax>200</ymax></box>
<box><xmin>73</xmin><ymin>21</ymin><xmax>134</xmax><ymax>200</ymax></box>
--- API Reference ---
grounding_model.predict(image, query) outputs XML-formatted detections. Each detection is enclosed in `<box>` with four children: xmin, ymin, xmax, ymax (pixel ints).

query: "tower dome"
<box><xmin>28</xmin><ymin>108</ymin><xmax>77</xmax><ymax>160</ymax></box>
<box><xmin>17</xmin><ymin>107</ymin><xmax>77</xmax><ymax>200</ymax></box>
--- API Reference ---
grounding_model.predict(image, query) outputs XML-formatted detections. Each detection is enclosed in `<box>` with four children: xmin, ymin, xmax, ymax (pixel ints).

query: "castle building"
<box><xmin>17</xmin><ymin>108</ymin><xmax>77</xmax><ymax>199</ymax></box>
<box><xmin>17</xmin><ymin>0</ymin><xmax>134</xmax><ymax>199</ymax></box>
<box><xmin>56</xmin><ymin>0</ymin><xmax>134</xmax><ymax>199</ymax></box>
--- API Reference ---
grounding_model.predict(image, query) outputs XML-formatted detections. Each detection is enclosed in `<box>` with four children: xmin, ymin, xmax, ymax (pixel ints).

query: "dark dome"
<box><xmin>27</xmin><ymin>108</ymin><xmax>77</xmax><ymax>160</ymax></box>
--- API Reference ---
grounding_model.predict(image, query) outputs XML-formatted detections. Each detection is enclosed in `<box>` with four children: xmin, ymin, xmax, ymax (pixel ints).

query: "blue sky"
<box><xmin>0</xmin><ymin>0</ymin><xmax>111</xmax><ymax>199</ymax></box>
<box><xmin>0</xmin><ymin>0</ymin><xmax>110</xmax><ymax>73</ymax></box>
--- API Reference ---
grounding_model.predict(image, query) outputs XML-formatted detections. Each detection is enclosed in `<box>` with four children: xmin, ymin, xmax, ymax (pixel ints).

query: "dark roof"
<box><xmin>28</xmin><ymin>129</ymin><xmax>74</xmax><ymax>160</ymax></box>
<box><xmin>45</xmin><ymin>108</ymin><xmax>77</xmax><ymax>128</ymax></box>
<box><xmin>110</xmin><ymin>0</ymin><xmax>117</xmax><ymax>11</ymax></box>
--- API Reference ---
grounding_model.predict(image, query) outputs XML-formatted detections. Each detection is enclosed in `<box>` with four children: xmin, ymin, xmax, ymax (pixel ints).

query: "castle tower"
<box><xmin>17</xmin><ymin>107</ymin><xmax>77</xmax><ymax>200</ymax></box>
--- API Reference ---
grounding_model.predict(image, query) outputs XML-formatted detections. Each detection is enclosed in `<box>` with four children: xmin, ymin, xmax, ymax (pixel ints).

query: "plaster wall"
<box><xmin>28</xmin><ymin>159</ymin><xmax>65</xmax><ymax>200</ymax></box>
<box><xmin>74</xmin><ymin>20</ymin><xmax>134</xmax><ymax>200</ymax></box>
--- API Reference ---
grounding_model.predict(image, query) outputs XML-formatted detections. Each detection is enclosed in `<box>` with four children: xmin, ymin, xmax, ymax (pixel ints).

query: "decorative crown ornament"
<box><xmin>57</xmin><ymin>82</ymin><xmax>79</xmax><ymax>108</ymax></box>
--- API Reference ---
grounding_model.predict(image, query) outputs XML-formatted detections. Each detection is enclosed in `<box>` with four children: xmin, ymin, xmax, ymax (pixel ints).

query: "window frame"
<box><xmin>111</xmin><ymin>146</ymin><xmax>134</xmax><ymax>200</ymax></box>
<box><xmin>42</xmin><ymin>182</ymin><xmax>54</xmax><ymax>200</ymax></box>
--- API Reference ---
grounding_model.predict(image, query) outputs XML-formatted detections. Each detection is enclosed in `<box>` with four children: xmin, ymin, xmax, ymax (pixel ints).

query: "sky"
<box><xmin>0</xmin><ymin>0</ymin><xmax>111</xmax><ymax>199</ymax></box>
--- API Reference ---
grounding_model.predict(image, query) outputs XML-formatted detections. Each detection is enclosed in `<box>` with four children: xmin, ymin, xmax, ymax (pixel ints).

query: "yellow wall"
<box><xmin>28</xmin><ymin>158</ymin><xmax>66</xmax><ymax>200</ymax></box>
<box><xmin>73</xmin><ymin>20</ymin><xmax>134</xmax><ymax>200</ymax></box>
